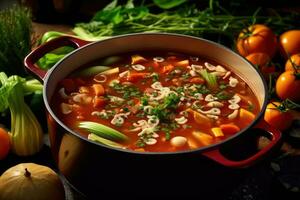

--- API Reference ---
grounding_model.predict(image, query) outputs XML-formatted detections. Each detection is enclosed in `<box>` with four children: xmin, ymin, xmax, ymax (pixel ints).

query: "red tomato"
<box><xmin>0</xmin><ymin>128</ymin><xmax>10</xmax><ymax>160</ymax></box>
<box><xmin>245</xmin><ymin>53</ymin><xmax>276</xmax><ymax>78</ymax></box>
<box><xmin>279</xmin><ymin>30</ymin><xmax>300</xmax><ymax>59</ymax></box>
<box><xmin>276</xmin><ymin>71</ymin><xmax>300</xmax><ymax>102</ymax></box>
<box><xmin>237</xmin><ymin>24</ymin><xmax>277</xmax><ymax>58</ymax></box>
<box><xmin>264</xmin><ymin>102</ymin><xmax>294</xmax><ymax>131</ymax></box>
<box><xmin>285</xmin><ymin>53</ymin><xmax>300</xmax><ymax>72</ymax></box>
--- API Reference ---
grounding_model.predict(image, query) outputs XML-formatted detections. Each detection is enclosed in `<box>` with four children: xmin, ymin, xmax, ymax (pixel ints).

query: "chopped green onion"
<box><xmin>199</xmin><ymin>69</ymin><xmax>218</xmax><ymax>89</ymax></box>
<box><xmin>88</xmin><ymin>133</ymin><xmax>124</xmax><ymax>148</ymax></box>
<box><xmin>72</xmin><ymin>66</ymin><xmax>111</xmax><ymax>77</ymax></box>
<box><xmin>79</xmin><ymin>121</ymin><xmax>129</xmax><ymax>142</ymax></box>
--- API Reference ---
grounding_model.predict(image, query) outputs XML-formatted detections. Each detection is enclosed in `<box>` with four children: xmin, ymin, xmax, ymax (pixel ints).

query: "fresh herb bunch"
<box><xmin>73</xmin><ymin>0</ymin><xmax>299</xmax><ymax>44</ymax></box>
<box><xmin>0</xmin><ymin>5</ymin><xmax>32</xmax><ymax>76</ymax></box>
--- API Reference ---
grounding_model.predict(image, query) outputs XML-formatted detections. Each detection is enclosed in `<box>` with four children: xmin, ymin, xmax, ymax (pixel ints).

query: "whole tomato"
<box><xmin>276</xmin><ymin>71</ymin><xmax>300</xmax><ymax>102</ymax></box>
<box><xmin>245</xmin><ymin>52</ymin><xmax>276</xmax><ymax>78</ymax></box>
<box><xmin>285</xmin><ymin>53</ymin><xmax>300</xmax><ymax>72</ymax></box>
<box><xmin>237</xmin><ymin>24</ymin><xmax>277</xmax><ymax>58</ymax></box>
<box><xmin>264</xmin><ymin>102</ymin><xmax>293</xmax><ymax>131</ymax></box>
<box><xmin>279</xmin><ymin>30</ymin><xmax>300</xmax><ymax>58</ymax></box>
<box><xmin>0</xmin><ymin>128</ymin><xmax>10</xmax><ymax>160</ymax></box>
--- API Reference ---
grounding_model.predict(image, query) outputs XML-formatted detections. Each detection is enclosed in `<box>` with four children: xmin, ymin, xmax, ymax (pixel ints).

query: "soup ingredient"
<box><xmin>276</xmin><ymin>71</ymin><xmax>300</xmax><ymax>102</ymax></box>
<box><xmin>237</xmin><ymin>24</ymin><xmax>277</xmax><ymax>58</ymax></box>
<box><xmin>199</xmin><ymin>69</ymin><xmax>218</xmax><ymax>90</ymax></box>
<box><xmin>239</xmin><ymin>108</ymin><xmax>255</xmax><ymax>123</ymax></box>
<box><xmin>0</xmin><ymin>128</ymin><xmax>10</xmax><ymax>160</ymax></box>
<box><xmin>0</xmin><ymin>73</ymin><xmax>43</xmax><ymax>156</ymax></box>
<box><xmin>279</xmin><ymin>30</ymin><xmax>300</xmax><ymax>58</ymax></box>
<box><xmin>0</xmin><ymin>163</ymin><xmax>65</xmax><ymax>200</ymax></box>
<box><xmin>245</xmin><ymin>53</ymin><xmax>276</xmax><ymax>78</ymax></box>
<box><xmin>285</xmin><ymin>54</ymin><xmax>300</xmax><ymax>72</ymax></box>
<box><xmin>88</xmin><ymin>133</ymin><xmax>124</xmax><ymax>148</ymax></box>
<box><xmin>192</xmin><ymin>131</ymin><xmax>213</xmax><ymax>146</ymax></box>
<box><xmin>170</xmin><ymin>136</ymin><xmax>187</xmax><ymax>148</ymax></box>
<box><xmin>211</xmin><ymin>127</ymin><xmax>224</xmax><ymax>137</ymax></box>
<box><xmin>220</xmin><ymin>124</ymin><xmax>240</xmax><ymax>135</ymax></box>
<box><xmin>264</xmin><ymin>102</ymin><xmax>294</xmax><ymax>131</ymax></box>
<box><xmin>0</xmin><ymin>5</ymin><xmax>32</xmax><ymax>76</ymax></box>
<box><xmin>79</xmin><ymin>121</ymin><xmax>129</xmax><ymax>142</ymax></box>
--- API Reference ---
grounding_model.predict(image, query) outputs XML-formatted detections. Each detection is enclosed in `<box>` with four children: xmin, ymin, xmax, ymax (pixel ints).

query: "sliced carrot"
<box><xmin>174</xmin><ymin>60</ymin><xmax>189</xmax><ymax>67</ymax></box>
<box><xmin>240</xmin><ymin>108</ymin><xmax>255</xmax><ymax>123</ymax></box>
<box><xmin>126</xmin><ymin>72</ymin><xmax>150</xmax><ymax>82</ymax></box>
<box><xmin>187</xmin><ymin>138</ymin><xmax>198</xmax><ymax>149</ymax></box>
<box><xmin>59</xmin><ymin>79</ymin><xmax>76</xmax><ymax>93</ymax></box>
<box><xmin>211</xmin><ymin>127</ymin><xmax>224</xmax><ymax>137</ymax></box>
<box><xmin>134</xmin><ymin>148</ymin><xmax>145</xmax><ymax>152</ymax></box>
<box><xmin>220</xmin><ymin>124</ymin><xmax>240</xmax><ymax>135</ymax></box>
<box><xmin>162</xmin><ymin>64</ymin><xmax>174</xmax><ymax>74</ymax></box>
<box><xmin>92</xmin><ymin>84</ymin><xmax>105</xmax><ymax>96</ymax></box>
<box><xmin>192</xmin><ymin>131</ymin><xmax>213</xmax><ymax>146</ymax></box>
<box><xmin>131</xmin><ymin>54</ymin><xmax>147</xmax><ymax>64</ymax></box>
<box><xmin>189</xmin><ymin>77</ymin><xmax>205</xmax><ymax>84</ymax></box>
<box><xmin>93</xmin><ymin>96</ymin><xmax>107</xmax><ymax>108</ymax></box>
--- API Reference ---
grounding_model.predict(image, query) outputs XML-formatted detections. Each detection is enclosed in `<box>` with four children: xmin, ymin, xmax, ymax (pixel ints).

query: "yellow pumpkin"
<box><xmin>0</xmin><ymin>163</ymin><xmax>65</xmax><ymax>200</ymax></box>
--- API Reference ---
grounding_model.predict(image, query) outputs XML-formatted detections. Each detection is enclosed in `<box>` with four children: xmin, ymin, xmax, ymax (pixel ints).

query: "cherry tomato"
<box><xmin>264</xmin><ymin>102</ymin><xmax>293</xmax><ymax>131</ymax></box>
<box><xmin>237</xmin><ymin>24</ymin><xmax>277</xmax><ymax>58</ymax></box>
<box><xmin>285</xmin><ymin>53</ymin><xmax>300</xmax><ymax>72</ymax></box>
<box><xmin>245</xmin><ymin>52</ymin><xmax>276</xmax><ymax>78</ymax></box>
<box><xmin>0</xmin><ymin>127</ymin><xmax>10</xmax><ymax>160</ymax></box>
<box><xmin>279</xmin><ymin>30</ymin><xmax>300</xmax><ymax>58</ymax></box>
<box><xmin>276</xmin><ymin>71</ymin><xmax>300</xmax><ymax>102</ymax></box>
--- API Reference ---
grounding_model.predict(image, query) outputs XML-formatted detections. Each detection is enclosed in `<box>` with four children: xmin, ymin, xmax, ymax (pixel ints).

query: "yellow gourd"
<box><xmin>0</xmin><ymin>163</ymin><xmax>65</xmax><ymax>200</ymax></box>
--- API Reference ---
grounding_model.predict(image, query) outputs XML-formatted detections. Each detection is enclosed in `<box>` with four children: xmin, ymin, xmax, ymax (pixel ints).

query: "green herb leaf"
<box><xmin>153</xmin><ymin>0</ymin><xmax>187</xmax><ymax>9</ymax></box>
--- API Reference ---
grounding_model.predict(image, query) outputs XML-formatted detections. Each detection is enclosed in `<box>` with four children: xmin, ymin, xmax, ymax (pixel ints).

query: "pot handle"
<box><xmin>202</xmin><ymin>120</ymin><xmax>281</xmax><ymax>168</ymax></box>
<box><xmin>24</xmin><ymin>36</ymin><xmax>90</xmax><ymax>81</ymax></box>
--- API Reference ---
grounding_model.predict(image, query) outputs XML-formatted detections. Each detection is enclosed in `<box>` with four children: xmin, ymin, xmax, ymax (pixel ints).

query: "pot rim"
<box><xmin>43</xmin><ymin>32</ymin><xmax>269</xmax><ymax>155</ymax></box>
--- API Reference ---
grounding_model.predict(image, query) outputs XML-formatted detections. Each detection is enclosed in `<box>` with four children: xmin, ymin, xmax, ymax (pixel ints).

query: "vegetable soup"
<box><xmin>51</xmin><ymin>52</ymin><xmax>260</xmax><ymax>152</ymax></box>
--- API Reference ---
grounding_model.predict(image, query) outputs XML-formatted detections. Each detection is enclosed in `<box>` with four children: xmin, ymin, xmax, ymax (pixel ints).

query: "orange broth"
<box><xmin>51</xmin><ymin>52</ymin><xmax>260</xmax><ymax>152</ymax></box>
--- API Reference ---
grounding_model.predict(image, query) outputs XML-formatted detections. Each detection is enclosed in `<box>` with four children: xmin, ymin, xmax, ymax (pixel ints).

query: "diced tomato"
<box><xmin>93</xmin><ymin>96</ymin><xmax>107</xmax><ymax>108</ymax></box>
<box><xmin>126</xmin><ymin>72</ymin><xmax>150</xmax><ymax>82</ymax></box>
<box><xmin>220</xmin><ymin>124</ymin><xmax>240</xmax><ymax>135</ymax></box>
<box><xmin>162</xmin><ymin>64</ymin><xmax>174</xmax><ymax>74</ymax></box>
<box><xmin>189</xmin><ymin>77</ymin><xmax>205</xmax><ymax>84</ymax></box>
<box><xmin>59</xmin><ymin>79</ymin><xmax>76</xmax><ymax>93</ymax></box>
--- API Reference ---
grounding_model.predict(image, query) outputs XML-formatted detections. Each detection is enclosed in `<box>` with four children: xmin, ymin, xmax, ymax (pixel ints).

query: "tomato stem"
<box><xmin>24</xmin><ymin>168</ymin><xmax>31</xmax><ymax>177</ymax></box>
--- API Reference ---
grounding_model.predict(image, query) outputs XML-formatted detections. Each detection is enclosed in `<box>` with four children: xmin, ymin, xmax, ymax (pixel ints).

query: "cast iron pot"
<box><xmin>24</xmin><ymin>33</ymin><xmax>281</xmax><ymax>198</ymax></box>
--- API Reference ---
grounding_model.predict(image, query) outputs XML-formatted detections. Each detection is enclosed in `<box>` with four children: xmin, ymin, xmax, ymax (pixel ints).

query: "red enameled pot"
<box><xmin>24</xmin><ymin>33</ymin><xmax>281</xmax><ymax>197</ymax></box>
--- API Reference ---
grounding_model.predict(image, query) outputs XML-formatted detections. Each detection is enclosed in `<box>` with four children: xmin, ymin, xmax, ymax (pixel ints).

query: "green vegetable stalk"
<box><xmin>0</xmin><ymin>72</ymin><xmax>43</xmax><ymax>156</ymax></box>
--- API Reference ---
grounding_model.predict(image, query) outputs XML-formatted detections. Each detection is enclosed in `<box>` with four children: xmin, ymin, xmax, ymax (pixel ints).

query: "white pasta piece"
<box><xmin>198</xmin><ymin>108</ymin><xmax>221</xmax><ymax>115</ymax></box>
<box><xmin>145</xmin><ymin>138</ymin><xmax>157</xmax><ymax>145</ymax></box>
<box><xmin>94</xmin><ymin>74</ymin><xmax>107</xmax><ymax>83</ymax></box>
<box><xmin>228</xmin><ymin>94</ymin><xmax>241</xmax><ymax>104</ymax></box>
<box><xmin>119</xmin><ymin>70</ymin><xmax>129</xmax><ymax>78</ymax></box>
<box><xmin>175</xmin><ymin>116</ymin><xmax>188</xmax><ymax>124</ymax></box>
<box><xmin>228</xmin><ymin>110</ymin><xmax>239</xmax><ymax>120</ymax></box>
<box><xmin>151</xmin><ymin>81</ymin><xmax>163</xmax><ymax>90</ymax></box>
<box><xmin>229</xmin><ymin>76</ymin><xmax>239</xmax><ymax>87</ymax></box>
<box><xmin>190</xmin><ymin>56</ymin><xmax>199</xmax><ymax>61</ymax></box>
<box><xmin>223</xmin><ymin>71</ymin><xmax>231</xmax><ymax>79</ymax></box>
<box><xmin>61</xmin><ymin>103</ymin><xmax>72</xmax><ymax>114</ymax></box>
<box><xmin>132</xmin><ymin>64</ymin><xmax>146</xmax><ymax>71</ymax></box>
<box><xmin>109</xmin><ymin>95</ymin><xmax>125</xmax><ymax>104</ymax></box>
<box><xmin>215</xmin><ymin>65</ymin><xmax>227</xmax><ymax>73</ymax></box>
<box><xmin>58</xmin><ymin>88</ymin><xmax>68</xmax><ymax>99</ymax></box>
<box><xmin>72</xmin><ymin>93</ymin><xmax>92</xmax><ymax>104</ymax></box>
<box><xmin>204</xmin><ymin>62</ymin><xmax>216</xmax><ymax>71</ymax></box>
<box><xmin>110</xmin><ymin>112</ymin><xmax>130</xmax><ymax>125</ymax></box>
<box><xmin>153</xmin><ymin>57</ymin><xmax>164</xmax><ymax>62</ymax></box>
<box><xmin>228</xmin><ymin>104</ymin><xmax>240</xmax><ymax>110</ymax></box>
<box><xmin>206</xmin><ymin>101</ymin><xmax>224</xmax><ymax>108</ymax></box>
<box><xmin>205</xmin><ymin>94</ymin><xmax>217</xmax><ymax>102</ymax></box>
<box><xmin>143</xmin><ymin>105</ymin><xmax>153</xmax><ymax>114</ymax></box>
